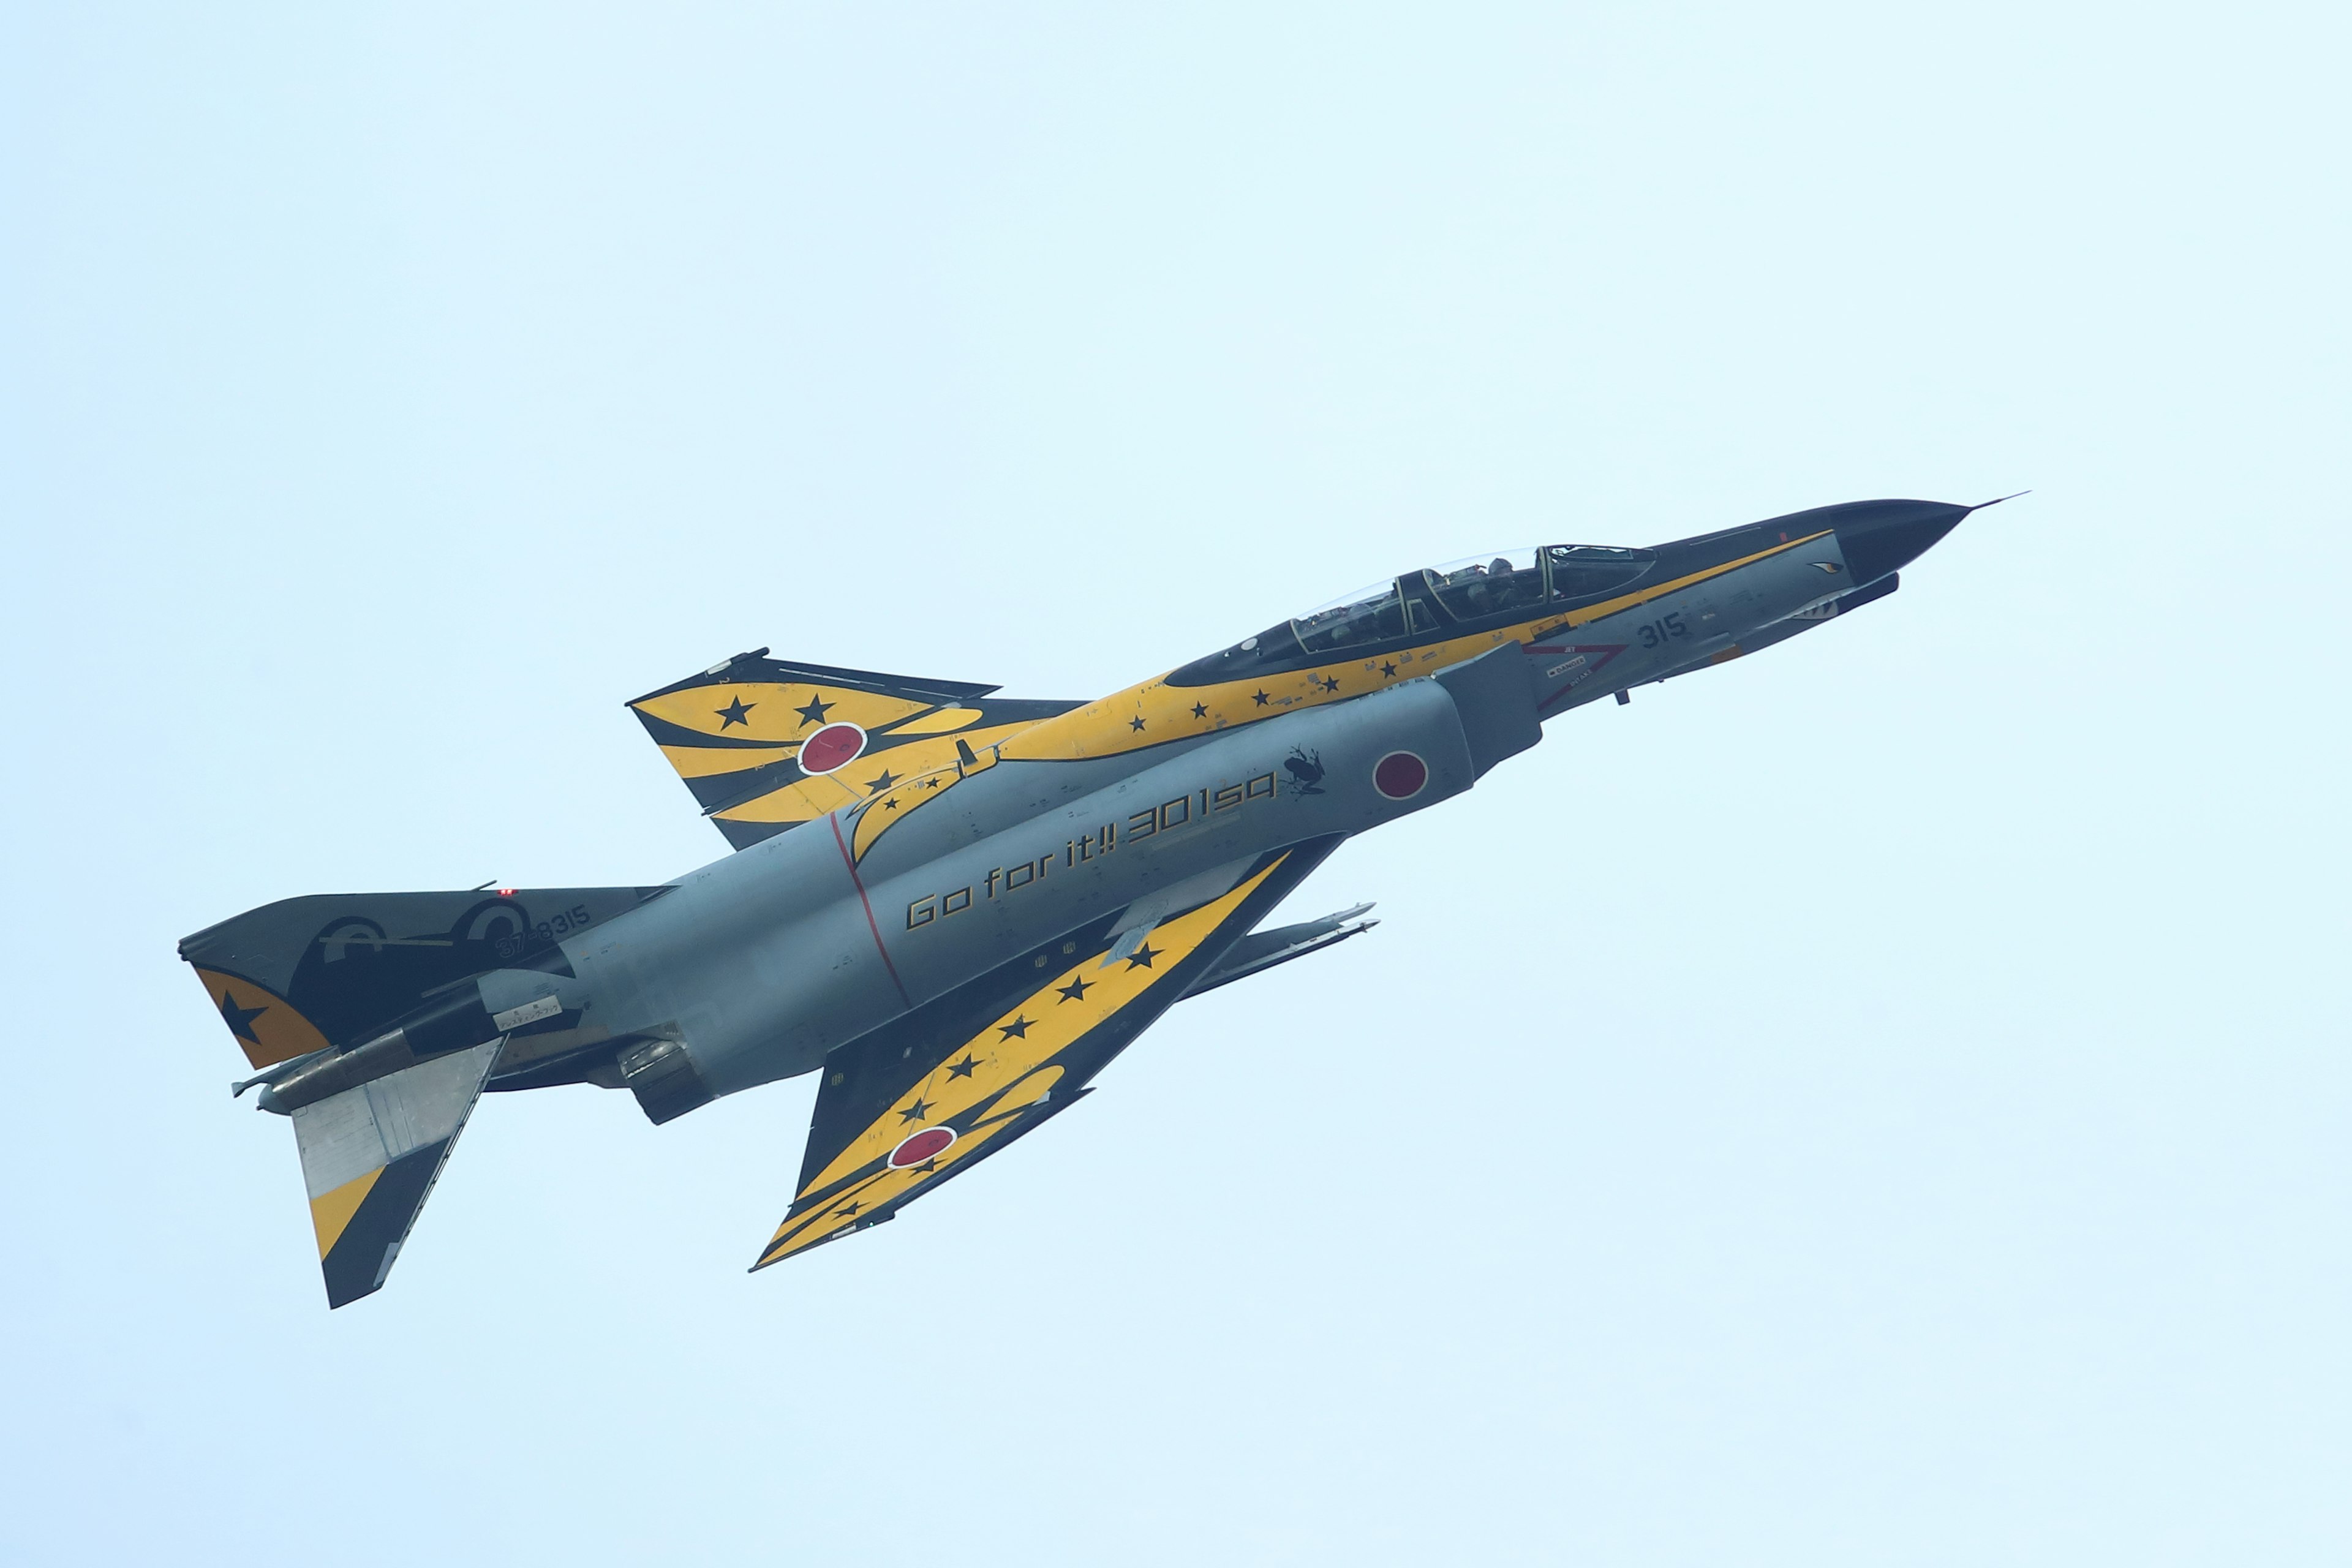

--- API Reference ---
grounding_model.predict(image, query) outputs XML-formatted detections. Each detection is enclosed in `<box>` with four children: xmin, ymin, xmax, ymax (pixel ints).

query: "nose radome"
<box><xmin>1834</xmin><ymin>499</ymin><xmax>1975</xmax><ymax>586</ymax></box>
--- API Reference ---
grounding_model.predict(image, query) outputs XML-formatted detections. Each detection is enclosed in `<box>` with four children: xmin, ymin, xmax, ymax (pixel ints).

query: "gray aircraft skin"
<box><xmin>182</xmin><ymin>496</ymin><xmax>1981</xmax><ymax>1305</ymax></box>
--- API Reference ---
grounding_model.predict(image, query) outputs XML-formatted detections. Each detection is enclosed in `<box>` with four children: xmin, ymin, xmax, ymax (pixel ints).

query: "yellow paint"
<box><xmin>799</xmin><ymin>859</ymin><xmax>1286</xmax><ymax>1194</ymax></box>
<box><xmin>657</xmin><ymin>742</ymin><xmax>796</xmax><ymax>779</ymax></box>
<box><xmin>709</xmin><ymin>722</ymin><xmax>1035</xmax><ymax>843</ymax></box>
<box><xmin>753</xmin><ymin>859</ymin><xmax>1292</xmax><ymax>1267</ymax></box>
<box><xmin>847</xmin><ymin>766</ymin><xmax>960</xmax><ymax>858</ymax></box>
<box><xmin>195</xmin><ymin>968</ymin><xmax>334</xmax><ymax>1070</ymax></box>
<box><xmin>308</xmin><ymin>1166</ymin><xmax>382</xmax><ymax>1259</ymax></box>
<box><xmin>888</xmin><ymin>706</ymin><xmax>985</xmax><ymax>735</ymax></box>
<box><xmin>981</xmin><ymin>1063</ymin><xmax>1064</xmax><ymax>1121</ymax></box>
<box><xmin>753</xmin><ymin>1067</ymin><xmax>1068</xmax><ymax>1267</ymax></box>
<box><xmin>713</xmin><ymin>772</ymin><xmax>861</xmax><ymax>826</ymax></box>
<box><xmin>756</xmin><ymin>1170</ymin><xmax>890</xmax><ymax>1263</ymax></box>
<box><xmin>631</xmin><ymin>682</ymin><xmax>932</xmax><ymax>743</ymax></box>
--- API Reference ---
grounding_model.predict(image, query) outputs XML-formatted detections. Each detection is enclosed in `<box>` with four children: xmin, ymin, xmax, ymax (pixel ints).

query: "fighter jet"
<box><xmin>182</xmin><ymin>496</ymin><xmax>1983</xmax><ymax>1306</ymax></box>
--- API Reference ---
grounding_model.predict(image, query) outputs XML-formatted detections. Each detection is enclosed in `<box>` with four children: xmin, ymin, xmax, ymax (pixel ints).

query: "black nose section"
<box><xmin>1834</xmin><ymin>499</ymin><xmax>1973</xmax><ymax>586</ymax></box>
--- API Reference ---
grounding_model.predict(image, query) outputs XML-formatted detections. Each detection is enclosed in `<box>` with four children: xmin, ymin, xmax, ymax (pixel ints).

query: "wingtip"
<box><xmin>704</xmin><ymin>646</ymin><xmax>771</xmax><ymax>677</ymax></box>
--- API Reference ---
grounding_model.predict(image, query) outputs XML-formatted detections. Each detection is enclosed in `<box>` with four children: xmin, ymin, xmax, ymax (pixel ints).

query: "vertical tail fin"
<box><xmin>180</xmin><ymin>886</ymin><xmax>663</xmax><ymax>1068</ymax></box>
<box><xmin>182</xmin><ymin>886</ymin><xmax>662</xmax><ymax>1306</ymax></box>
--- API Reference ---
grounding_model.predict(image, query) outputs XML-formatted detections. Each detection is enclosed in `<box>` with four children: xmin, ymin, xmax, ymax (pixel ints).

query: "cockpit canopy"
<box><xmin>1175</xmin><ymin>543</ymin><xmax>1657</xmax><ymax>684</ymax></box>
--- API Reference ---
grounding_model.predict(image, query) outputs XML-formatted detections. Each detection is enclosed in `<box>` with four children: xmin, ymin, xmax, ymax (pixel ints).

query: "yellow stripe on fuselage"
<box><xmin>824</xmin><ymin>531</ymin><xmax>1825</xmax><ymax>864</ymax></box>
<box><xmin>994</xmin><ymin>530</ymin><xmax>1830</xmax><ymax>766</ymax></box>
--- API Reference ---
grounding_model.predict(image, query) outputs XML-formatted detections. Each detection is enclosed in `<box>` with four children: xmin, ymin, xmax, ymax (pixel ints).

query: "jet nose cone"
<box><xmin>1834</xmin><ymin>499</ymin><xmax>1973</xmax><ymax>585</ymax></box>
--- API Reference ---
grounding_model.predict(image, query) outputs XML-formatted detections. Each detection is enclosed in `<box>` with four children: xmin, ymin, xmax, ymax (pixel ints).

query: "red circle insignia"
<box><xmin>799</xmin><ymin>722</ymin><xmax>868</xmax><ymax>775</ymax></box>
<box><xmin>1373</xmin><ymin>750</ymin><xmax>1429</xmax><ymax>800</ymax></box>
<box><xmin>889</xmin><ymin>1127</ymin><xmax>956</xmax><ymax>1168</ymax></box>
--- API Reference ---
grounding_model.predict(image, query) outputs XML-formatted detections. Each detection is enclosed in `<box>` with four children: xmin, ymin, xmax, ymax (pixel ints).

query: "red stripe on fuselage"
<box><xmin>830</xmin><ymin>812</ymin><xmax>913</xmax><ymax>1009</ymax></box>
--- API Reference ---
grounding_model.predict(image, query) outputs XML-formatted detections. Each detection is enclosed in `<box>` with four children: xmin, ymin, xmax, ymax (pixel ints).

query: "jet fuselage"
<box><xmin>281</xmin><ymin>497</ymin><xmax>1967</xmax><ymax>1120</ymax></box>
<box><xmin>185</xmin><ymin>494</ymin><xmax>1977</xmax><ymax>1301</ymax></box>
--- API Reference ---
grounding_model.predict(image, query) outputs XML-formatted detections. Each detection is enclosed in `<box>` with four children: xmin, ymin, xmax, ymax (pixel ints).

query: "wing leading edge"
<box><xmin>753</xmin><ymin>838</ymin><xmax>1343</xmax><ymax>1268</ymax></box>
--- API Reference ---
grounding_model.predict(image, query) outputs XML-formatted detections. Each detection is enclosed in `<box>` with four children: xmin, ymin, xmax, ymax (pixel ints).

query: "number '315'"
<box><xmin>1636</xmin><ymin>612</ymin><xmax>1688</xmax><ymax>648</ymax></box>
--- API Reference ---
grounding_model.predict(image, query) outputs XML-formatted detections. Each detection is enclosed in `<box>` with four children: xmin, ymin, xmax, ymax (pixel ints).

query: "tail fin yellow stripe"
<box><xmin>193</xmin><ymin>968</ymin><xmax>333</xmax><ymax>1071</ymax></box>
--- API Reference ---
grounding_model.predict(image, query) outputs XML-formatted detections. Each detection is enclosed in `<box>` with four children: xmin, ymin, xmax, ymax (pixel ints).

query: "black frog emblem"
<box><xmin>1284</xmin><ymin>747</ymin><xmax>1325</xmax><ymax>797</ymax></box>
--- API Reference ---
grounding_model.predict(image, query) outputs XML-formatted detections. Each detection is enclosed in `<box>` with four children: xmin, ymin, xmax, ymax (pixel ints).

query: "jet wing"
<box><xmin>627</xmin><ymin>649</ymin><xmax>1081</xmax><ymax>849</ymax></box>
<box><xmin>753</xmin><ymin>838</ymin><xmax>1342</xmax><ymax>1268</ymax></box>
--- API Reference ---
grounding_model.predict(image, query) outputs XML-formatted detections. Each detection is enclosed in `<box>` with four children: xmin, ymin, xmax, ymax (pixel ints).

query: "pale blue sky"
<box><xmin>3</xmin><ymin>5</ymin><xmax>2346</xmax><ymax>1564</ymax></box>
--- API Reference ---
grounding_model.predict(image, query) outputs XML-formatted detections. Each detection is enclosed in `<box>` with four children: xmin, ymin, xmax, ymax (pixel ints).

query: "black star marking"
<box><xmin>834</xmin><ymin>1200</ymin><xmax>864</xmax><ymax>1218</ymax></box>
<box><xmin>1056</xmin><ymin>974</ymin><xmax>1094</xmax><ymax>1003</ymax></box>
<box><xmin>715</xmin><ymin>695</ymin><xmax>755</xmax><ymax>729</ymax></box>
<box><xmin>794</xmin><ymin>693</ymin><xmax>834</xmax><ymax>727</ymax></box>
<box><xmin>997</xmin><ymin>1016</ymin><xmax>1033</xmax><ymax>1040</ymax></box>
<box><xmin>1190</xmin><ymin>703</ymin><xmax>1208</xmax><ymax>718</ymax></box>
<box><xmin>913</xmin><ymin>1158</ymin><xmax>938</xmax><ymax>1174</ymax></box>
<box><xmin>1381</xmin><ymin>660</ymin><xmax>1397</xmax><ymax>677</ymax></box>
<box><xmin>217</xmin><ymin>990</ymin><xmax>268</xmax><ymax>1043</ymax></box>
<box><xmin>1252</xmin><ymin>689</ymin><xmax>1271</xmax><ymax>706</ymax></box>
<box><xmin>897</xmin><ymin>1098</ymin><xmax>933</xmax><ymax>1124</ymax></box>
<box><xmin>864</xmin><ymin>769</ymin><xmax>899</xmax><ymax>794</ymax></box>
<box><xmin>946</xmin><ymin>1054</ymin><xmax>980</xmax><ymax>1079</ymax></box>
<box><xmin>1125</xmin><ymin>942</ymin><xmax>1161</xmax><ymax>970</ymax></box>
<box><xmin>1129</xmin><ymin>716</ymin><xmax>1146</xmax><ymax>732</ymax></box>
<box><xmin>1319</xmin><ymin>675</ymin><xmax>1340</xmax><ymax>692</ymax></box>
<box><xmin>883</xmin><ymin>796</ymin><xmax>899</xmax><ymax>811</ymax></box>
<box><xmin>924</xmin><ymin>777</ymin><xmax>940</xmax><ymax>790</ymax></box>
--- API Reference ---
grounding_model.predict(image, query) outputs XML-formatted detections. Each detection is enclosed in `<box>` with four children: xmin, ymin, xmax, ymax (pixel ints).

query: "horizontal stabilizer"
<box><xmin>627</xmin><ymin>649</ymin><xmax>1080</xmax><ymax>848</ymax></box>
<box><xmin>293</xmin><ymin>1039</ymin><xmax>500</xmax><ymax>1307</ymax></box>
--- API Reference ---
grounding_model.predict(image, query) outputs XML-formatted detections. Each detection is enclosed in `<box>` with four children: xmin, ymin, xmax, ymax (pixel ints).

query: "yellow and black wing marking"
<box><xmin>627</xmin><ymin>650</ymin><xmax>1080</xmax><ymax>848</ymax></box>
<box><xmin>753</xmin><ymin>839</ymin><xmax>1343</xmax><ymax>1268</ymax></box>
